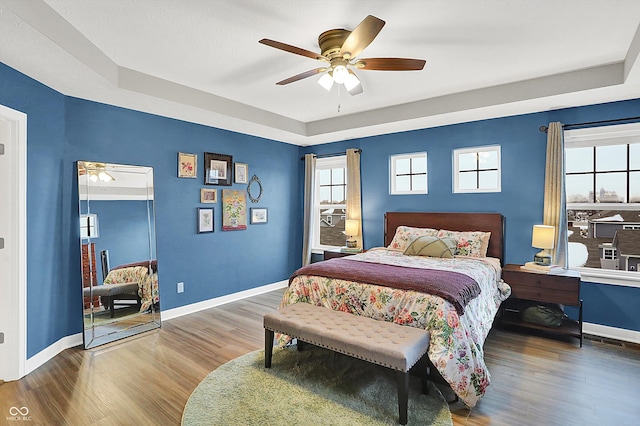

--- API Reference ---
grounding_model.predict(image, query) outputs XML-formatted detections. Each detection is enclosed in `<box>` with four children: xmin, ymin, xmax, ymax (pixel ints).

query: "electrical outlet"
<box><xmin>177</xmin><ymin>282</ymin><xmax>184</xmax><ymax>293</ymax></box>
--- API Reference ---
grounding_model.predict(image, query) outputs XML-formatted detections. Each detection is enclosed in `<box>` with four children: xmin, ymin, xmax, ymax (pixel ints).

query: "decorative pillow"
<box><xmin>387</xmin><ymin>226</ymin><xmax>438</xmax><ymax>252</ymax></box>
<box><xmin>403</xmin><ymin>236</ymin><xmax>457</xmax><ymax>258</ymax></box>
<box><xmin>436</xmin><ymin>229</ymin><xmax>491</xmax><ymax>257</ymax></box>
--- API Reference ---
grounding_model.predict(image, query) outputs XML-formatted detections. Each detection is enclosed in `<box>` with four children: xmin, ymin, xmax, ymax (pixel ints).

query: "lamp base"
<box><xmin>534</xmin><ymin>250</ymin><xmax>552</xmax><ymax>266</ymax></box>
<box><xmin>346</xmin><ymin>238</ymin><xmax>357</xmax><ymax>249</ymax></box>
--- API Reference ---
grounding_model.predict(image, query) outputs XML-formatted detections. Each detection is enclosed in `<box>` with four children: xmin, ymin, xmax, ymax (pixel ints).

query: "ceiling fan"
<box><xmin>259</xmin><ymin>15</ymin><xmax>426</xmax><ymax>96</ymax></box>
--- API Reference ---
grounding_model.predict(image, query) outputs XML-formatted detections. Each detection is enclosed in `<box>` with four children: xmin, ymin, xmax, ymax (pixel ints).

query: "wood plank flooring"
<box><xmin>1</xmin><ymin>288</ymin><xmax>638</xmax><ymax>425</ymax></box>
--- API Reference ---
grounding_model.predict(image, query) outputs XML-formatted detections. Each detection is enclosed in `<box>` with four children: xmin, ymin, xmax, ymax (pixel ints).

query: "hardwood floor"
<box><xmin>1</xmin><ymin>288</ymin><xmax>638</xmax><ymax>425</ymax></box>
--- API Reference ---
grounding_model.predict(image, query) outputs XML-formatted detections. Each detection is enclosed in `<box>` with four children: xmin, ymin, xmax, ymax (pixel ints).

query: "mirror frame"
<box><xmin>77</xmin><ymin>161</ymin><xmax>161</xmax><ymax>349</ymax></box>
<box><xmin>247</xmin><ymin>174</ymin><xmax>263</xmax><ymax>203</ymax></box>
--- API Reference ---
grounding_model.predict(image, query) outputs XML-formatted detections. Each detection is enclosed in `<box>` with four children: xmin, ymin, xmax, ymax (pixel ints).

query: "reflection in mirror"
<box><xmin>77</xmin><ymin>161</ymin><xmax>161</xmax><ymax>349</ymax></box>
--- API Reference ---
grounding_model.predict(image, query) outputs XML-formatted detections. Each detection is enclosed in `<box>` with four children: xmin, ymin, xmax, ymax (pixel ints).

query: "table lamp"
<box><xmin>345</xmin><ymin>219</ymin><xmax>359</xmax><ymax>249</ymax></box>
<box><xmin>532</xmin><ymin>224</ymin><xmax>555</xmax><ymax>265</ymax></box>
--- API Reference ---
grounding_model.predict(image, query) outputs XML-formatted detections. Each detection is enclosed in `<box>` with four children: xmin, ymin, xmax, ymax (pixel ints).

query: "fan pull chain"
<box><xmin>337</xmin><ymin>84</ymin><xmax>342</xmax><ymax>113</ymax></box>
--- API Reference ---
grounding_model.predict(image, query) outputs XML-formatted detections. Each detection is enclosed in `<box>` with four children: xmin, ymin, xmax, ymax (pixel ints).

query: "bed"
<box><xmin>100</xmin><ymin>260</ymin><xmax>160</xmax><ymax>313</ymax></box>
<box><xmin>280</xmin><ymin>212</ymin><xmax>511</xmax><ymax>407</ymax></box>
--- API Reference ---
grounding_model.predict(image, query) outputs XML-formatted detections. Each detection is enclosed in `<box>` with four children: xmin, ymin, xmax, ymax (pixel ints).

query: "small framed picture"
<box><xmin>200</xmin><ymin>188</ymin><xmax>217</xmax><ymax>203</ymax></box>
<box><xmin>235</xmin><ymin>163</ymin><xmax>248</xmax><ymax>184</ymax></box>
<box><xmin>178</xmin><ymin>152</ymin><xmax>197</xmax><ymax>178</ymax></box>
<box><xmin>197</xmin><ymin>208</ymin><xmax>214</xmax><ymax>233</ymax></box>
<box><xmin>204</xmin><ymin>152</ymin><xmax>232</xmax><ymax>186</ymax></box>
<box><xmin>250</xmin><ymin>207</ymin><xmax>268</xmax><ymax>224</ymax></box>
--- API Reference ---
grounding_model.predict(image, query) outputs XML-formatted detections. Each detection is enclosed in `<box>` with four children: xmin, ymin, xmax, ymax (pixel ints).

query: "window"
<box><xmin>453</xmin><ymin>145</ymin><xmax>501</xmax><ymax>193</ymax></box>
<box><xmin>565</xmin><ymin>122</ymin><xmax>640</xmax><ymax>280</ymax></box>
<box><xmin>314</xmin><ymin>156</ymin><xmax>347</xmax><ymax>250</ymax></box>
<box><xmin>390</xmin><ymin>152</ymin><xmax>427</xmax><ymax>194</ymax></box>
<box><xmin>80</xmin><ymin>214</ymin><xmax>99</xmax><ymax>239</ymax></box>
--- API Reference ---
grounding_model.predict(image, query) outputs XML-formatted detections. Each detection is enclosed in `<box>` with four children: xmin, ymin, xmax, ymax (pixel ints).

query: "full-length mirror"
<box><xmin>77</xmin><ymin>161</ymin><xmax>161</xmax><ymax>349</ymax></box>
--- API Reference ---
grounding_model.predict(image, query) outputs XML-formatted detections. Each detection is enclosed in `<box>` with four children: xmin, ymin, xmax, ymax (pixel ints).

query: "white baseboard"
<box><xmin>160</xmin><ymin>280</ymin><xmax>288</xmax><ymax>322</ymax></box>
<box><xmin>25</xmin><ymin>333</ymin><xmax>83</xmax><ymax>375</ymax></box>
<box><xmin>22</xmin><ymin>280</ymin><xmax>287</xmax><ymax>377</ymax></box>
<box><xmin>584</xmin><ymin>322</ymin><xmax>640</xmax><ymax>344</ymax></box>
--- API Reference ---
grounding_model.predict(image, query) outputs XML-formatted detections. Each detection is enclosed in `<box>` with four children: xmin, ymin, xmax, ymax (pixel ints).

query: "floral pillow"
<box><xmin>387</xmin><ymin>226</ymin><xmax>438</xmax><ymax>252</ymax></box>
<box><xmin>436</xmin><ymin>229</ymin><xmax>491</xmax><ymax>257</ymax></box>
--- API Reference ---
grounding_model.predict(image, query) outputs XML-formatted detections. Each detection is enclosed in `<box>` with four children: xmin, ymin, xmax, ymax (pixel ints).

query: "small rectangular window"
<box><xmin>390</xmin><ymin>152</ymin><xmax>427</xmax><ymax>194</ymax></box>
<box><xmin>453</xmin><ymin>145</ymin><xmax>501</xmax><ymax>193</ymax></box>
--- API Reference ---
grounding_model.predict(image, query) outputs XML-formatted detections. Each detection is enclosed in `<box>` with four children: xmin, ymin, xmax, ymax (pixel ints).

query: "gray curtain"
<box><xmin>346</xmin><ymin>149</ymin><xmax>363</xmax><ymax>249</ymax></box>
<box><xmin>302</xmin><ymin>154</ymin><xmax>316</xmax><ymax>266</ymax></box>
<box><xmin>544</xmin><ymin>122</ymin><xmax>568</xmax><ymax>268</ymax></box>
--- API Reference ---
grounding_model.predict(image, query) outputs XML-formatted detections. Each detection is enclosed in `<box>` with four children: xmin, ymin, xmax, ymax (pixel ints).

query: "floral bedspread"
<box><xmin>279</xmin><ymin>248</ymin><xmax>511</xmax><ymax>407</ymax></box>
<box><xmin>103</xmin><ymin>266</ymin><xmax>160</xmax><ymax>313</ymax></box>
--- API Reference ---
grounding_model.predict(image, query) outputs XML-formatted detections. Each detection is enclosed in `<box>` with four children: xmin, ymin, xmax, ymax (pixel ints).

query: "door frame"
<box><xmin>0</xmin><ymin>104</ymin><xmax>27</xmax><ymax>381</ymax></box>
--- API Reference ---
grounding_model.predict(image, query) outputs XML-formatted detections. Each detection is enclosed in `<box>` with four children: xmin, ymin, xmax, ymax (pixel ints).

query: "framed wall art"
<box><xmin>250</xmin><ymin>208</ymin><xmax>268</xmax><ymax>224</ymax></box>
<box><xmin>197</xmin><ymin>208</ymin><xmax>214</xmax><ymax>233</ymax></box>
<box><xmin>235</xmin><ymin>163</ymin><xmax>248</xmax><ymax>184</ymax></box>
<box><xmin>178</xmin><ymin>152</ymin><xmax>197</xmax><ymax>178</ymax></box>
<box><xmin>200</xmin><ymin>188</ymin><xmax>217</xmax><ymax>203</ymax></box>
<box><xmin>222</xmin><ymin>189</ymin><xmax>247</xmax><ymax>231</ymax></box>
<box><xmin>204</xmin><ymin>152</ymin><xmax>232</xmax><ymax>186</ymax></box>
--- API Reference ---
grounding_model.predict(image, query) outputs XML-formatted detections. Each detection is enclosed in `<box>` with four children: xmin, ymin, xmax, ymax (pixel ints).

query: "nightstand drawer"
<box><xmin>502</xmin><ymin>266</ymin><xmax>580</xmax><ymax>306</ymax></box>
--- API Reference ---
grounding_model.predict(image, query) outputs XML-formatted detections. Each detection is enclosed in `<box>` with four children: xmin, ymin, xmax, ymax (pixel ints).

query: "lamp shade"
<box><xmin>345</xmin><ymin>219</ymin><xmax>359</xmax><ymax>237</ymax></box>
<box><xmin>532</xmin><ymin>225</ymin><xmax>555</xmax><ymax>249</ymax></box>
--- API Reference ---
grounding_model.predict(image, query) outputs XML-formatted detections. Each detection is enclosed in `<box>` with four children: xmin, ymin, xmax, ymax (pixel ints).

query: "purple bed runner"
<box><xmin>290</xmin><ymin>258</ymin><xmax>481</xmax><ymax>315</ymax></box>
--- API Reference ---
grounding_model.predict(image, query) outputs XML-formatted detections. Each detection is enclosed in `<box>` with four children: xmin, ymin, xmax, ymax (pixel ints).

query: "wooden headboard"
<box><xmin>384</xmin><ymin>212</ymin><xmax>505</xmax><ymax>262</ymax></box>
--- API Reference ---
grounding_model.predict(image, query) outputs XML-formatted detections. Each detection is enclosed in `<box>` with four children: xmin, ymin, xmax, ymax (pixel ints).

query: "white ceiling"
<box><xmin>1</xmin><ymin>0</ymin><xmax>640</xmax><ymax>146</ymax></box>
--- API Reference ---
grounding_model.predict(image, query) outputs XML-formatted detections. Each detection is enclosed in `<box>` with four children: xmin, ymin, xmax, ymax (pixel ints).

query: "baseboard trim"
<box><xmin>25</xmin><ymin>333</ymin><xmax>83</xmax><ymax>376</ymax></box>
<box><xmin>22</xmin><ymin>280</ymin><xmax>288</xmax><ymax>377</ymax></box>
<box><xmin>583</xmin><ymin>322</ymin><xmax>640</xmax><ymax>344</ymax></box>
<box><xmin>160</xmin><ymin>280</ymin><xmax>288</xmax><ymax>322</ymax></box>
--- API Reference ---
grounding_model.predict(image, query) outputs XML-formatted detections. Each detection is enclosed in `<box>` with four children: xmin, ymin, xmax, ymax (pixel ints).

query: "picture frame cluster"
<box><xmin>177</xmin><ymin>152</ymin><xmax>266</xmax><ymax>233</ymax></box>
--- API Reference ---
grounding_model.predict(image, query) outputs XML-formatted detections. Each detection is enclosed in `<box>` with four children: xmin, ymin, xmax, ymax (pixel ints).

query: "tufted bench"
<box><xmin>264</xmin><ymin>303</ymin><xmax>431</xmax><ymax>425</ymax></box>
<box><xmin>83</xmin><ymin>283</ymin><xmax>141</xmax><ymax>318</ymax></box>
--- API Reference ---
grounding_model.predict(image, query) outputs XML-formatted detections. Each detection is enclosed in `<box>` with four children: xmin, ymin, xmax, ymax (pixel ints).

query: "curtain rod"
<box><xmin>300</xmin><ymin>149</ymin><xmax>362</xmax><ymax>161</ymax></box>
<box><xmin>538</xmin><ymin>116</ymin><xmax>640</xmax><ymax>133</ymax></box>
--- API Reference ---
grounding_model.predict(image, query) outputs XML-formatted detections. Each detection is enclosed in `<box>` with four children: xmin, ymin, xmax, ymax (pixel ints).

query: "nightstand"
<box><xmin>323</xmin><ymin>249</ymin><xmax>362</xmax><ymax>260</ymax></box>
<box><xmin>501</xmin><ymin>264</ymin><xmax>583</xmax><ymax>347</ymax></box>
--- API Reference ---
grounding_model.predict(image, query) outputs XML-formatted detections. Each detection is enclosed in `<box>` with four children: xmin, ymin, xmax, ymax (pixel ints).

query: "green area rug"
<box><xmin>182</xmin><ymin>345</ymin><xmax>452</xmax><ymax>426</ymax></box>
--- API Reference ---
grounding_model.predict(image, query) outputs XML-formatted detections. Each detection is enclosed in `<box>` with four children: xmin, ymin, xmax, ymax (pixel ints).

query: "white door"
<box><xmin>0</xmin><ymin>104</ymin><xmax>27</xmax><ymax>381</ymax></box>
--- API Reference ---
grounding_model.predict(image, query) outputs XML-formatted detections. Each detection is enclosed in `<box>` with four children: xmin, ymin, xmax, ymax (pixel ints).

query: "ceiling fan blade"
<box><xmin>276</xmin><ymin>68</ymin><xmax>327</xmax><ymax>85</ymax></box>
<box><xmin>259</xmin><ymin>39</ymin><xmax>328</xmax><ymax>61</ymax></box>
<box><xmin>355</xmin><ymin>58</ymin><xmax>426</xmax><ymax>71</ymax></box>
<box><xmin>340</xmin><ymin>15</ymin><xmax>385</xmax><ymax>60</ymax></box>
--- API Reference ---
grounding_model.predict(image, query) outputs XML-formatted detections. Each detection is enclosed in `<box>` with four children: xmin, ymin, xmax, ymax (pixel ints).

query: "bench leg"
<box><xmin>264</xmin><ymin>329</ymin><xmax>274</xmax><ymax>368</ymax></box>
<box><xmin>421</xmin><ymin>365</ymin><xmax>430</xmax><ymax>395</ymax></box>
<box><xmin>396</xmin><ymin>370</ymin><xmax>409</xmax><ymax>425</ymax></box>
<box><xmin>109</xmin><ymin>297</ymin><xmax>115</xmax><ymax>318</ymax></box>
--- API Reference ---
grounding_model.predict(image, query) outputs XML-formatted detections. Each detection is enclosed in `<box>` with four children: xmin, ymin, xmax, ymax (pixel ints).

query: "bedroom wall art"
<box><xmin>235</xmin><ymin>163</ymin><xmax>248</xmax><ymax>184</ymax></box>
<box><xmin>178</xmin><ymin>152</ymin><xmax>197</xmax><ymax>178</ymax></box>
<box><xmin>200</xmin><ymin>188</ymin><xmax>217</xmax><ymax>203</ymax></box>
<box><xmin>250</xmin><ymin>207</ymin><xmax>268</xmax><ymax>224</ymax></box>
<box><xmin>197</xmin><ymin>207</ymin><xmax>214</xmax><ymax>233</ymax></box>
<box><xmin>204</xmin><ymin>152</ymin><xmax>232</xmax><ymax>186</ymax></box>
<box><xmin>222</xmin><ymin>189</ymin><xmax>247</xmax><ymax>231</ymax></box>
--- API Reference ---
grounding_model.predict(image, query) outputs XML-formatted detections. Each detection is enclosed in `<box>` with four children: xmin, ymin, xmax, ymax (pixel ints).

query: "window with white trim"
<box><xmin>565</xmin><ymin>122</ymin><xmax>640</xmax><ymax>277</ymax></box>
<box><xmin>453</xmin><ymin>145</ymin><xmax>501</xmax><ymax>193</ymax></box>
<box><xmin>390</xmin><ymin>152</ymin><xmax>427</xmax><ymax>194</ymax></box>
<box><xmin>313</xmin><ymin>156</ymin><xmax>347</xmax><ymax>250</ymax></box>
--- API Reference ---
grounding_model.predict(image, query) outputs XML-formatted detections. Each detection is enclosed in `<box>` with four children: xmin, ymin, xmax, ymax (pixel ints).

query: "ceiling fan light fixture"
<box><xmin>332</xmin><ymin>65</ymin><xmax>349</xmax><ymax>84</ymax></box>
<box><xmin>344</xmin><ymin>73</ymin><xmax>360</xmax><ymax>91</ymax></box>
<box><xmin>318</xmin><ymin>73</ymin><xmax>334</xmax><ymax>91</ymax></box>
<box><xmin>98</xmin><ymin>171</ymin><xmax>115</xmax><ymax>182</ymax></box>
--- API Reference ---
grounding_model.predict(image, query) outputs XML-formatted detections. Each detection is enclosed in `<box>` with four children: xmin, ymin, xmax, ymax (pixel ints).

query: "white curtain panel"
<box><xmin>302</xmin><ymin>154</ymin><xmax>316</xmax><ymax>266</ymax></box>
<box><xmin>544</xmin><ymin>122</ymin><xmax>569</xmax><ymax>268</ymax></box>
<box><xmin>346</xmin><ymin>149</ymin><xmax>363</xmax><ymax>249</ymax></box>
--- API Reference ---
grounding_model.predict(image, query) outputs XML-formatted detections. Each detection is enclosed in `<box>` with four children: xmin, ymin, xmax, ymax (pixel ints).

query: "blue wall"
<box><xmin>301</xmin><ymin>99</ymin><xmax>640</xmax><ymax>334</ymax></box>
<box><xmin>1</xmin><ymin>62</ymin><xmax>302</xmax><ymax>357</ymax></box>
<box><xmin>1</xmin><ymin>60</ymin><xmax>639</xmax><ymax>358</ymax></box>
